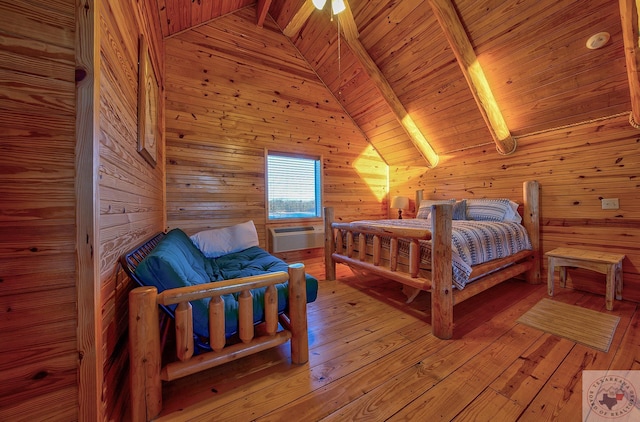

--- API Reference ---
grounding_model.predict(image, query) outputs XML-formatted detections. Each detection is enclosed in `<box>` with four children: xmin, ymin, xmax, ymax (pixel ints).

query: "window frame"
<box><xmin>265</xmin><ymin>150</ymin><xmax>323</xmax><ymax>222</ymax></box>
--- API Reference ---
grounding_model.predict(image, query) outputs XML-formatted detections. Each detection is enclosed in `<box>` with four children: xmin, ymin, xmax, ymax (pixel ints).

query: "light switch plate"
<box><xmin>601</xmin><ymin>198</ymin><xmax>619</xmax><ymax>210</ymax></box>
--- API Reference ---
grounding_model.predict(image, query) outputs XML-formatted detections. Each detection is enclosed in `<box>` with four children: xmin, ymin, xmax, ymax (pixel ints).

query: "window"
<box><xmin>267</xmin><ymin>153</ymin><xmax>322</xmax><ymax>220</ymax></box>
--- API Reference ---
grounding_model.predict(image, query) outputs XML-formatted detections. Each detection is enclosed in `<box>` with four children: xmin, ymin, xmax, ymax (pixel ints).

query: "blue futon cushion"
<box><xmin>135</xmin><ymin>229</ymin><xmax>318</xmax><ymax>341</ymax></box>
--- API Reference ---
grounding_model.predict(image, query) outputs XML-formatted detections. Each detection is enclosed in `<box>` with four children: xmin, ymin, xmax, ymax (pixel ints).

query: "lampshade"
<box><xmin>391</xmin><ymin>196</ymin><xmax>409</xmax><ymax>210</ymax></box>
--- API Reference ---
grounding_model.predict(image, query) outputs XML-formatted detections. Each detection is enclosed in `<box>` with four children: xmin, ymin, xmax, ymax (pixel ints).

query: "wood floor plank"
<box><xmin>151</xmin><ymin>259</ymin><xmax>639</xmax><ymax>422</ymax></box>
<box><xmin>489</xmin><ymin>334</ymin><xmax>575</xmax><ymax>408</ymax></box>
<box><xmin>254</xmin><ymin>334</ymin><xmax>447</xmax><ymax>422</ymax></box>
<box><xmin>453</xmin><ymin>388</ymin><xmax>524</xmax><ymax>421</ymax></box>
<box><xmin>321</xmin><ymin>288</ymin><xmax>547</xmax><ymax>421</ymax></box>
<box><xmin>392</xmin><ymin>326</ymin><xmax>543</xmax><ymax>420</ymax></box>
<box><xmin>609</xmin><ymin>308</ymin><xmax>640</xmax><ymax>370</ymax></box>
<box><xmin>163</xmin><ymin>334</ymin><xmax>443</xmax><ymax>421</ymax></box>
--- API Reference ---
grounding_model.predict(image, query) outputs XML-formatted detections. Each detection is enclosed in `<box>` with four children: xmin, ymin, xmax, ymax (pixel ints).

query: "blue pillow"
<box><xmin>453</xmin><ymin>200</ymin><xmax>467</xmax><ymax>220</ymax></box>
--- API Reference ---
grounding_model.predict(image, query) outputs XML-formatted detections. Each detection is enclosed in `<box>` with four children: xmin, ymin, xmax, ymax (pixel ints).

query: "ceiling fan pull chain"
<box><xmin>337</xmin><ymin>15</ymin><xmax>341</xmax><ymax>89</ymax></box>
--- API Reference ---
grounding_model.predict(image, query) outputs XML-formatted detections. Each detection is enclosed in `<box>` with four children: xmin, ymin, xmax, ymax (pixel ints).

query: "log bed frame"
<box><xmin>323</xmin><ymin>180</ymin><xmax>541</xmax><ymax>340</ymax></box>
<box><xmin>121</xmin><ymin>234</ymin><xmax>309</xmax><ymax>422</ymax></box>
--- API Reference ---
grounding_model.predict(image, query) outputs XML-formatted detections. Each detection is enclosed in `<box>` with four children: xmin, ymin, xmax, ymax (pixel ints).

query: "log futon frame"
<box><xmin>323</xmin><ymin>180</ymin><xmax>541</xmax><ymax>340</ymax></box>
<box><xmin>121</xmin><ymin>233</ymin><xmax>309</xmax><ymax>421</ymax></box>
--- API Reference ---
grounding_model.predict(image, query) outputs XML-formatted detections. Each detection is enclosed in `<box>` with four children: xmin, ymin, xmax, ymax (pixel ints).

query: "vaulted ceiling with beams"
<box><xmin>155</xmin><ymin>0</ymin><xmax>635</xmax><ymax>167</ymax></box>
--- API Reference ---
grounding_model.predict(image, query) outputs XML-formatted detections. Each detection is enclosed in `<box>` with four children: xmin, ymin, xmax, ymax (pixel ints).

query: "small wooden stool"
<box><xmin>546</xmin><ymin>247</ymin><xmax>625</xmax><ymax>311</ymax></box>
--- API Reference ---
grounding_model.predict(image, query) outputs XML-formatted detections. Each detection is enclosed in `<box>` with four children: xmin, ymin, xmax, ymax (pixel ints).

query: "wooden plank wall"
<box><xmin>1</xmin><ymin>0</ymin><xmax>164</xmax><ymax>420</ymax></box>
<box><xmin>99</xmin><ymin>0</ymin><xmax>165</xmax><ymax>420</ymax></box>
<box><xmin>164</xmin><ymin>7</ymin><xmax>388</xmax><ymax>264</ymax></box>
<box><xmin>0</xmin><ymin>1</ymin><xmax>79</xmax><ymax>420</ymax></box>
<box><xmin>390</xmin><ymin>115</ymin><xmax>640</xmax><ymax>302</ymax></box>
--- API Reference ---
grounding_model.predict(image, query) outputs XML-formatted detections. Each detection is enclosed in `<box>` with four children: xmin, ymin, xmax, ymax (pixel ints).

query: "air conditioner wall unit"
<box><xmin>268</xmin><ymin>225</ymin><xmax>325</xmax><ymax>253</ymax></box>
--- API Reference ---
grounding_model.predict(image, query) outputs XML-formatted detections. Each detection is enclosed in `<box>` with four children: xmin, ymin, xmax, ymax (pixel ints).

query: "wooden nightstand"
<box><xmin>546</xmin><ymin>247</ymin><xmax>625</xmax><ymax>311</ymax></box>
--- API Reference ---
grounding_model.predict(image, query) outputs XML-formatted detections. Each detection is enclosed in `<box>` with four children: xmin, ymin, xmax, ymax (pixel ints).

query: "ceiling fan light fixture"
<box><xmin>332</xmin><ymin>0</ymin><xmax>346</xmax><ymax>14</ymax></box>
<box><xmin>312</xmin><ymin>0</ymin><xmax>326</xmax><ymax>10</ymax></box>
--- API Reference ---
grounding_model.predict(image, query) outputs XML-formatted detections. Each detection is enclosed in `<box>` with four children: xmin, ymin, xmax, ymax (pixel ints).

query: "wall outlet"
<box><xmin>601</xmin><ymin>198</ymin><xmax>619</xmax><ymax>210</ymax></box>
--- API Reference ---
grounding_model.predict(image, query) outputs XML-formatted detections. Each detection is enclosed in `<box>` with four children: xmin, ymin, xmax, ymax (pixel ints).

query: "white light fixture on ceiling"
<box><xmin>312</xmin><ymin>0</ymin><xmax>346</xmax><ymax>15</ymax></box>
<box><xmin>586</xmin><ymin>32</ymin><xmax>610</xmax><ymax>50</ymax></box>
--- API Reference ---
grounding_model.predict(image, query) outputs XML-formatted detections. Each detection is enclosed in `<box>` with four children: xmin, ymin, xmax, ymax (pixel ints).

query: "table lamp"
<box><xmin>391</xmin><ymin>196</ymin><xmax>409</xmax><ymax>219</ymax></box>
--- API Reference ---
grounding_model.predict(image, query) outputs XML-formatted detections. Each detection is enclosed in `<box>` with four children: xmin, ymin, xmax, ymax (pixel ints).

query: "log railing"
<box><xmin>332</xmin><ymin>221</ymin><xmax>433</xmax><ymax>280</ymax></box>
<box><xmin>128</xmin><ymin>263</ymin><xmax>307</xmax><ymax>422</ymax></box>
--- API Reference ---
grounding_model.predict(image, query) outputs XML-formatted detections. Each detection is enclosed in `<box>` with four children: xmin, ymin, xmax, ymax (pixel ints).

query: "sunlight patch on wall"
<box><xmin>353</xmin><ymin>144</ymin><xmax>388</xmax><ymax>201</ymax></box>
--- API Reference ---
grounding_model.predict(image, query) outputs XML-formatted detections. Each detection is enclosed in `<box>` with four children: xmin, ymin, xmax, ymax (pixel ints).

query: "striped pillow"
<box><xmin>465</xmin><ymin>198</ymin><xmax>512</xmax><ymax>221</ymax></box>
<box><xmin>416</xmin><ymin>199</ymin><xmax>455</xmax><ymax>219</ymax></box>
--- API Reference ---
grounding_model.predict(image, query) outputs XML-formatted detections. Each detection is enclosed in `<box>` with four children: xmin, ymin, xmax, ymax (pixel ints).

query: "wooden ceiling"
<box><xmin>155</xmin><ymin>0</ymin><xmax>635</xmax><ymax>167</ymax></box>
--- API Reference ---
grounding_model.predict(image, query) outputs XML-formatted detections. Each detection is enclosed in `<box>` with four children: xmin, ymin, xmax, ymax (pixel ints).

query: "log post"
<box><xmin>347</xmin><ymin>231</ymin><xmax>354</xmax><ymax>258</ymax></box>
<box><xmin>324</xmin><ymin>207</ymin><xmax>336</xmax><ymax>281</ymax></box>
<box><xmin>288</xmin><ymin>263</ymin><xmax>309</xmax><ymax>364</ymax></box>
<box><xmin>264</xmin><ymin>284</ymin><xmax>278</xmax><ymax>336</ymax></box>
<box><xmin>174</xmin><ymin>301</ymin><xmax>194</xmax><ymax>361</ymax></box>
<box><xmin>209</xmin><ymin>296</ymin><xmax>226</xmax><ymax>352</ymax></box>
<box><xmin>373</xmin><ymin>235</ymin><xmax>381</xmax><ymax>266</ymax></box>
<box><xmin>523</xmin><ymin>180</ymin><xmax>541</xmax><ymax>284</ymax></box>
<box><xmin>409</xmin><ymin>239</ymin><xmax>420</xmax><ymax>277</ymax></box>
<box><xmin>358</xmin><ymin>233</ymin><xmax>366</xmax><ymax>261</ymax></box>
<box><xmin>390</xmin><ymin>237</ymin><xmax>399</xmax><ymax>271</ymax></box>
<box><xmin>430</xmin><ymin>203</ymin><xmax>453</xmax><ymax>339</ymax></box>
<box><xmin>129</xmin><ymin>286</ymin><xmax>162</xmax><ymax>422</ymax></box>
<box><xmin>238</xmin><ymin>289</ymin><xmax>254</xmax><ymax>343</ymax></box>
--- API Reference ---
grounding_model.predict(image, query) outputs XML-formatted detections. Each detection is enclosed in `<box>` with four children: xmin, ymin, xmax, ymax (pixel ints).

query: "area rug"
<box><xmin>517</xmin><ymin>298</ymin><xmax>620</xmax><ymax>352</ymax></box>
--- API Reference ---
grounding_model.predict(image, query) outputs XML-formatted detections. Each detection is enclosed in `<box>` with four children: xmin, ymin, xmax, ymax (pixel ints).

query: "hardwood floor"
<box><xmin>157</xmin><ymin>262</ymin><xmax>639</xmax><ymax>421</ymax></box>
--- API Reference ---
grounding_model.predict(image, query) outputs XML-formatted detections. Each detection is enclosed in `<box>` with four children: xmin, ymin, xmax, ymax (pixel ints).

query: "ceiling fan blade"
<box><xmin>337</xmin><ymin>0</ymin><xmax>359</xmax><ymax>41</ymax></box>
<box><xmin>312</xmin><ymin>0</ymin><xmax>327</xmax><ymax>10</ymax></box>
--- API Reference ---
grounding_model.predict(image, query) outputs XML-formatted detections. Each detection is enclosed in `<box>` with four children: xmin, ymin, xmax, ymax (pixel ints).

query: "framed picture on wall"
<box><xmin>137</xmin><ymin>34</ymin><xmax>159</xmax><ymax>168</ymax></box>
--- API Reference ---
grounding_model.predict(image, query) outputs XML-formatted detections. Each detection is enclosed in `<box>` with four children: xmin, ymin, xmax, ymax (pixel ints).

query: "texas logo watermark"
<box><xmin>583</xmin><ymin>370</ymin><xmax>640</xmax><ymax>421</ymax></box>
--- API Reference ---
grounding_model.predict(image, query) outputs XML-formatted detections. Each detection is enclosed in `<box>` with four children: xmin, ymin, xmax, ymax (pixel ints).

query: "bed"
<box><xmin>323</xmin><ymin>180</ymin><xmax>541</xmax><ymax>339</ymax></box>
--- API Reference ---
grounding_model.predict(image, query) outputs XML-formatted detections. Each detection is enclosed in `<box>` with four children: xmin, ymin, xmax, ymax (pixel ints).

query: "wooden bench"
<box><xmin>546</xmin><ymin>247</ymin><xmax>625</xmax><ymax>311</ymax></box>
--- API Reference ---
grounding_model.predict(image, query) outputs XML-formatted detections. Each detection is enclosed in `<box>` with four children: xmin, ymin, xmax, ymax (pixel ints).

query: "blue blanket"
<box><xmin>134</xmin><ymin>229</ymin><xmax>318</xmax><ymax>341</ymax></box>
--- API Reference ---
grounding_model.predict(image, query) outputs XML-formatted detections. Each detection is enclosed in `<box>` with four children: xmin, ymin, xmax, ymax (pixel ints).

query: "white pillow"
<box><xmin>504</xmin><ymin>200</ymin><xmax>523</xmax><ymax>223</ymax></box>
<box><xmin>190</xmin><ymin>221</ymin><xmax>260</xmax><ymax>258</ymax></box>
<box><xmin>415</xmin><ymin>199</ymin><xmax>455</xmax><ymax>219</ymax></box>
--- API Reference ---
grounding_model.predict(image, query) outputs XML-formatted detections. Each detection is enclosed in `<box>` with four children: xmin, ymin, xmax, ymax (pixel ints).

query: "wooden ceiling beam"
<box><xmin>280</xmin><ymin>0</ymin><xmax>438</xmax><ymax>167</ymax></box>
<box><xmin>338</xmin><ymin>1</ymin><xmax>359</xmax><ymax>41</ymax></box>
<box><xmin>256</xmin><ymin>0</ymin><xmax>272</xmax><ymax>27</ymax></box>
<box><xmin>283</xmin><ymin>1</ymin><xmax>316</xmax><ymax>37</ymax></box>
<box><xmin>619</xmin><ymin>0</ymin><xmax>640</xmax><ymax>129</ymax></box>
<box><xmin>338</xmin><ymin>3</ymin><xmax>439</xmax><ymax>168</ymax></box>
<box><xmin>338</xmin><ymin>32</ymin><xmax>440</xmax><ymax>167</ymax></box>
<box><xmin>428</xmin><ymin>0</ymin><xmax>516</xmax><ymax>155</ymax></box>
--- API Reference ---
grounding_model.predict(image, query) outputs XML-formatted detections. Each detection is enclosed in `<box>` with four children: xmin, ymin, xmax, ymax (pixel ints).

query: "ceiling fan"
<box><xmin>311</xmin><ymin>0</ymin><xmax>347</xmax><ymax>15</ymax></box>
<box><xmin>309</xmin><ymin>0</ymin><xmax>359</xmax><ymax>42</ymax></box>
